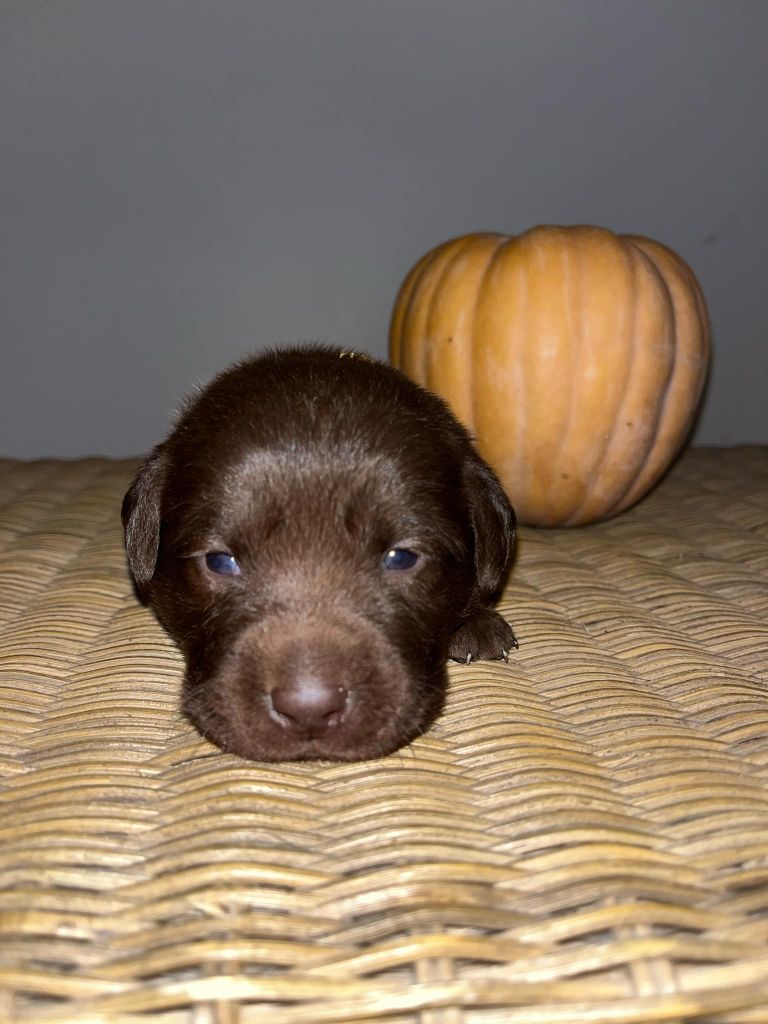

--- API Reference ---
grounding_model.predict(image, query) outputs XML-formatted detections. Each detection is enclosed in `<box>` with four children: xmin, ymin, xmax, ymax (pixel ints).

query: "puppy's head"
<box><xmin>123</xmin><ymin>347</ymin><xmax>513</xmax><ymax>762</ymax></box>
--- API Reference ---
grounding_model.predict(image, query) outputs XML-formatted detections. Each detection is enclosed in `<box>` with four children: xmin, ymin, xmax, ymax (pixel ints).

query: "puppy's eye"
<box><xmin>382</xmin><ymin>547</ymin><xmax>419</xmax><ymax>571</ymax></box>
<box><xmin>205</xmin><ymin>552</ymin><xmax>242</xmax><ymax>576</ymax></box>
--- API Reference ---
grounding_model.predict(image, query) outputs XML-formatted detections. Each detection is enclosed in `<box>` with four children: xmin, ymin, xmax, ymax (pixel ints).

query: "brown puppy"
<box><xmin>122</xmin><ymin>346</ymin><xmax>516</xmax><ymax>762</ymax></box>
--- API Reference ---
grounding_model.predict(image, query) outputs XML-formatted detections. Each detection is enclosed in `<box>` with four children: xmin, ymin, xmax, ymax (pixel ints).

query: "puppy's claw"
<box><xmin>447</xmin><ymin>607</ymin><xmax>517</xmax><ymax>666</ymax></box>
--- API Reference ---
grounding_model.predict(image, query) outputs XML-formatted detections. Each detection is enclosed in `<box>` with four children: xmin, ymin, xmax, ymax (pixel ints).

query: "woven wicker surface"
<box><xmin>0</xmin><ymin>447</ymin><xmax>767</xmax><ymax>1023</ymax></box>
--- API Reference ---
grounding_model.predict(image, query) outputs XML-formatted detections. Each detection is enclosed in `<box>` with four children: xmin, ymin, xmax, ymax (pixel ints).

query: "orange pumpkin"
<box><xmin>390</xmin><ymin>225</ymin><xmax>710</xmax><ymax>526</ymax></box>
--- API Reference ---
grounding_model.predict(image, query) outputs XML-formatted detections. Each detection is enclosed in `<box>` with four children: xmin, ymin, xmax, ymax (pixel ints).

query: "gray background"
<box><xmin>1</xmin><ymin>0</ymin><xmax>766</xmax><ymax>458</ymax></box>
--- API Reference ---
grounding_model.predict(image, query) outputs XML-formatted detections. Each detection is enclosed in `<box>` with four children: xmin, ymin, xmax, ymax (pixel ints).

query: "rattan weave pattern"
<box><xmin>0</xmin><ymin>448</ymin><xmax>767</xmax><ymax>1023</ymax></box>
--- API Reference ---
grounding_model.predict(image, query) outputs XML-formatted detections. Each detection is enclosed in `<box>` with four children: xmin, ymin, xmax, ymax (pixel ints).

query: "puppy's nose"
<box><xmin>269</xmin><ymin>676</ymin><xmax>348</xmax><ymax>734</ymax></box>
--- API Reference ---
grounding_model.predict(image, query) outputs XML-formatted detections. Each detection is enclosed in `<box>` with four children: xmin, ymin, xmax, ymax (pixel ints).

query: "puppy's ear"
<box><xmin>463</xmin><ymin>453</ymin><xmax>516</xmax><ymax>601</ymax></box>
<box><xmin>122</xmin><ymin>443</ymin><xmax>168</xmax><ymax>592</ymax></box>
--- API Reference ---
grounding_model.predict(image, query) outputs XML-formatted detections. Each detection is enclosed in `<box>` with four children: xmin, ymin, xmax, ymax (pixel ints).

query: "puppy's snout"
<box><xmin>268</xmin><ymin>675</ymin><xmax>348</xmax><ymax>735</ymax></box>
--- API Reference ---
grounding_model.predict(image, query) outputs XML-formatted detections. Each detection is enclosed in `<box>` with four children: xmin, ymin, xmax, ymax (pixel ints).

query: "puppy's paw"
<box><xmin>447</xmin><ymin>607</ymin><xmax>517</xmax><ymax>665</ymax></box>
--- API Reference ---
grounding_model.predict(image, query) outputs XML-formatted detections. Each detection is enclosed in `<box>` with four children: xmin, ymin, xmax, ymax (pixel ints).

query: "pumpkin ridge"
<box><xmin>601</xmin><ymin>239</ymin><xmax>680</xmax><ymax>519</ymax></box>
<box><xmin>554</xmin><ymin>239</ymin><xmax>584</xmax><ymax>520</ymax></box>
<box><xmin>520</xmin><ymin>228</ymin><xmax>581</xmax><ymax>521</ymax></box>
<box><xmin>468</xmin><ymin>234</ymin><xmax>512</xmax><ymax>454</ymax></box>
<box><xmin>610</xmin><ymin>237</ymin><xmax>710</xmax><ymax>514</ymax></box>
<box><xmin>399</xmin><ymin>242</ymin><xmax>453</xmax><ymax>383</ymax></box>
<box><xmin>433</xmin><ymin>235</ymin><xmax>497</xmax><ymax>423</ymax></box>
<box><xmin>564</xmin><ymin>236</ymin><xmax>639</xmax><ymax>525</ymax></box>
<box><xmin>389</xmin><ymin>254</ymin><xmax>427</xmax><ymax>368</ymax></box>
<box><xmin>507</xmin><ymin>236</ymin><xmax>531</xmax><ymax>510</ymax></box>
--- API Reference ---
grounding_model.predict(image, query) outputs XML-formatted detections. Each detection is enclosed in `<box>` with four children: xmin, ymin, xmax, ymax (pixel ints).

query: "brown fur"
<box><xmin>122</xmin><ymin>346</ymin><xmax>516</xmax><ymax>762</ymax></box>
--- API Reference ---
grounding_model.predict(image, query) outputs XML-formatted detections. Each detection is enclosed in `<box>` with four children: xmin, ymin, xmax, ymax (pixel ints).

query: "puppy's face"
<box><xmin>123</xmin><ymin>348</ymin><xmax>514</xmax><ymax>762</ymax></box>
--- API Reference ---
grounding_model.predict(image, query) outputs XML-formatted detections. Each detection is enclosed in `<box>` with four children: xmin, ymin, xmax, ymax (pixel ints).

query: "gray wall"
<box><xmin>1</xmin><ymin>0</ymin><xmax>766</xmax><ymax>457</ymax></box>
